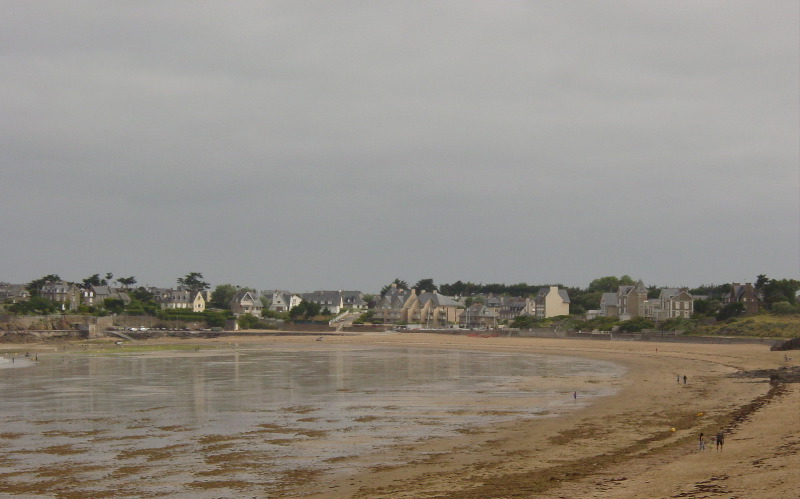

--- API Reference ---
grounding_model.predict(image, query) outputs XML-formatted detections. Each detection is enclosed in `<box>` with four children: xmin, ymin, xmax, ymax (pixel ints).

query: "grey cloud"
<box><xmin>1</xmin><ymin>1</ymin><xmax>797</xmax><ymax>292</ymax></box>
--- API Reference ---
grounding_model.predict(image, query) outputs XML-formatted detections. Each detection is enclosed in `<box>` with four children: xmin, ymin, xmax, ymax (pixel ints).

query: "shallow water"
<box><xmin>0</xmin><ymin>345</ymin><xmax>624</xmax><ymax>497</ymax></box>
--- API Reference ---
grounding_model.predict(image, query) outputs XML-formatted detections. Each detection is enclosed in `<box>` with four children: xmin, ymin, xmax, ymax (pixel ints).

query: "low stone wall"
<box><xmin>516</xmin><ymin>329</ymin><xmax>779</xmax><ymax>345</ymax></box>
<box><xmin>0</xmin><ymin>330</ymin><xmax>85</xmax><ymax>342</ymax></box>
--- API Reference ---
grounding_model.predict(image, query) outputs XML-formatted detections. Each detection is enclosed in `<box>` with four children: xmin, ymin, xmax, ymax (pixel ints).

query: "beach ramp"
<box><xmin>108</xmin><ymin>330</ymin><xmax>136</xmax><ymax>342</ymax></box>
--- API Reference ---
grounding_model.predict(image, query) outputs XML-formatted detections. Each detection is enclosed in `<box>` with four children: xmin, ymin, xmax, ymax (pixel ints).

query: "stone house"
<box><xmin>723</xmin><ymin>283</ymin><xmax>759</xmax><ymax>315</ymax></box>
<box><xmin>0</xmin><ymin>283</ymin><xmax>30</xmax><ymax>303</ymax></box>
<box><xmin>86</xmin><ymin>286</ymin><xmax>132</xmax><ymax>308</ymax></box>
<box><xmin>498</xmin><ymin>296</ymin><xmax>536</xmax><ymax>322</ymax></box>
<box><xmin>644</xmin><ymin>288</ymin><xmax>694</xmax><ymax>320</ymax></box>
<box><xmin>40</xmin><ymin>281</ymin><xmax>81</xmax><ymax>311</ymax></box>
<box><xmin>598</xmin><ymin>280</ymin><xmax>647</xmax><ymax>319</ymax></box>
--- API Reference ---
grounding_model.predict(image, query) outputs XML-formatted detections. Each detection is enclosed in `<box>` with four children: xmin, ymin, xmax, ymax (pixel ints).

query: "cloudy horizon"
<box><xmin>2</xmin><ymin>1</ymin><xmax>798</xmax><ymax>294</ymax></box>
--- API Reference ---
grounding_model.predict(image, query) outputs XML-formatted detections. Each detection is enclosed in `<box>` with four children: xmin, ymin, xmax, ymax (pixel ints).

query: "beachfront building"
<box><xmin>0</xmin><ymin>283</ymin><xmax>30</xmax><ymax>304</ymax></box>
<box><xmin>371</xmin><ymin>284</ymin><xmax>409</xmax><ymax>324</ymax></box>
<box><xmin>268</xmin><ymin>290</ymin><xmax>302</xmax><ymax>312</ymax></box>
<box><xmin>39</xmin><ymin>281</ymin><xmax>81</xmax><ymax>311</ymax></box>
<box><xmin>598</xmin><ymin>280</ymin><xmax>647</xmax><ymax>319</ymax></box>
<box><xmin>86</xmin><ymin>286</ymin><xmax>132</xmax><ymax>308</ymax></box>
<box><xmin>645</xmin><ymin>288</ymin><xmax>694</xmax><ymax>320</ymax></box>
<box><xmin>400</xmin><ymin>289</ymin><xmax>462</xmax><ymax>328</ymax></box>
<box><xmin>300</xmin><ymin>290</ymin><xmax>367</xmax><ymax>315</ymax></box>
<box><xmin>153</xmin><ymin>288</ymin><xmax>205</xmax><ymax>313</ymax></box>
<box><xmin>230</xmin><ymin>290</ymin><xmax>262</xmax><ymax>317</ymax></box>
<box><xmin>498</xmin><ymin>296</ymin><xmax>536</xmax><ymax>322</ymax></box>
<box><xmin>534</xmin><ymin>286</ymin><xmax>570</xmax><ymax>318</ymax></box>
<box><xmin>723</xmin><ymin>283</ymin><xmax>760</xmax><ymax>315</ymax></box>
<box><xmin>459</xmin><ymin>303</ymin><xmax>499</xmax><ymax>329</ymax></box>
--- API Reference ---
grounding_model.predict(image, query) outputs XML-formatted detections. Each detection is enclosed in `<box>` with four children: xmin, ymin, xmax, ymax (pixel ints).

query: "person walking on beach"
<box><xmin>683</xmin><ymin>375</ymin><xmax>687</xmax><ymax>385</ymax></box>
<box><xmin>715</xmin><ymin>430</ymin><xmax>725</xmax><ymax>451</ymax></box>
<box><xmin>677</xmin><ymin>374</ymin><xmax>680</xmax><ymax>384</ymax></box>
<box><xmin>698</xmin><ymin>432</ymin><xmax>706</xmax><ymax>451</ymax></box>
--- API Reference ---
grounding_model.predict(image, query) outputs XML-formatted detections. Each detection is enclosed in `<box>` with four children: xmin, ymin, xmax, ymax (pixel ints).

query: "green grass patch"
<box><xmin>689</xmin><ymin>315</ymin><xmax>800</xmax><ymax>339</ymax></box>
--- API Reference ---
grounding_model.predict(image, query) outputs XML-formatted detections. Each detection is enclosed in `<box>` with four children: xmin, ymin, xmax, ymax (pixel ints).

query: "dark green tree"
<box><xmin>26</xmin><ymin>274</ymin><xmax>62</xmax><ymax>297</ymax></box>
<box><xmin>380</xmin><ymin>278</ymin><xmax>409</xmax><ymax>296</ymax></box>
<box><xmin>103</xmin><ymin>298</ymin><xmax>126</xmax><ymax>315</ymax></box>
<box><xmin>587</xmin><ymin>275</ymin><xmax>634</xmax><ymax>293</ymax></box>
<box><xmin>210</xmin><ymin>284</ymin><xmax>238</xmax><ymax>309</ymax></box>
<box><xmin>82</xmin><ymin>274</ymin><xmax>103</xmax><ymax>288</ymax></box>
<box><xmin>617</xmin><ymin>316</ymin><xmax>655</xmax><ymax>332</ymax></box>
<box><xmin>692</xmin><ymin>299</ymin><xmax>720</xmax><ymax>317</ymax></box>
<box><xmin>717</xmin><ymin>302</ymin><xmax>745</xmax><ymax>321</ymax></box>
<box><xmin>762</xmin><ymin>279</ymin><xmax>800</xmax><ymax>307</ymax></box>
<box><xmin>9</xmin><ymin>296</ymin><xmax>58</xmax><ymax>315</ymax></box>
<box><xmin>413</xmin><ymin>278</ymin><xmax>437</xmax><ymax>292</ymax></box>
<box><xmin>177</xmin><ymin>272</ymin><xmax>210</xmax><ymax>294</ymax></box>
<box><xmin>117</xmin><ymin>276</ymin><xmax>137</xmax><ymax>288</ymax></box>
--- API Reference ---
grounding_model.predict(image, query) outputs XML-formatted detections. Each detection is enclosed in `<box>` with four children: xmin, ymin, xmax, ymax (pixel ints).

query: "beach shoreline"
<box><xmin>1</xmin><ymin>333</ymin><xmax>797</xmax><ymax>498</ymax></box>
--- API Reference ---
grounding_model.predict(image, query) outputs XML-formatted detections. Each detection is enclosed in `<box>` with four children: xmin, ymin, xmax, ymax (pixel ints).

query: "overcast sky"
<box><xmin>2</xmin><ymin>1</ymin><xmax>798</xmax><ymax>293</ymax></box>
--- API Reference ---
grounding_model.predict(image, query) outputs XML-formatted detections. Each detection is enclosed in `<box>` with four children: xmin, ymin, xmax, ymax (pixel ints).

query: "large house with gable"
<box><xmin>598</xmin><ymin>280</ymin><xmax>694</xmax><ymax>321</ymax></box>
<box><xmin>150</xmin><ymin>287</ymin><xmax>205</xmax><ymax>313</ymax></box>
<box><xmin>534</xmin><ymin>286</ymin><xmax>571</xmax><ymax>318</ymax></box>
<box><xmin>644</xmin><ymin>288</ymin><xmax>694</xmax><ymax>320</ymax></box>
<box><xmin>267</xmin><ymin>290</ymin><xmax>302</xmax><ymax>313</ymax></box>
<box><xmin>723</xmin><ymin>283</ymin><xmax>759</xmax><ymax>315</ymax></box>
<box><xmin>0</xmin><ymin>283</ymin><xmax>30</xmax><ymax>304</ymax></box>
<box><xmin>230</xmin><ymin>290</ymin><xmax>262</xmax><ymax>317</ymax></box>
<box><xmin>459</xmin><ymin>303</ymin><xmax>499</xmax><ymax>329</ymax></box>
<box><xmin>400</xmin><ymin>289</ymin><xmax>462</xmax><ymax>328</ymax></box>
<box><xmin>300</xmin><ymin>290</ymin><xmax>367</xmax><ymax>315</ymax></box>
<box><xmin>85</xmin><ymin>286</ymin><xmax>132</xmax><ymax>308</ymax></box>
<box><xmin>39</xmin><ymin>281</ymin><xmax>81</xmax><ymax>311</ymax></box>
<box><xmin>599</xmin><ymin>280</ymin><xmax>648</xmax><ymax>319</ymax></box>
<box><xmin>371</xmin><ymin>284</ymin><xmax>409</xmax><ymax>324</ymax></box>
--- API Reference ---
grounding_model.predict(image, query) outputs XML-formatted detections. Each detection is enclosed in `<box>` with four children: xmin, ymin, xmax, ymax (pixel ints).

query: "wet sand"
<box><xmin>1</xmin><ymin>333</ymin><xmax>798</xmax><ymax>498</ymax></box>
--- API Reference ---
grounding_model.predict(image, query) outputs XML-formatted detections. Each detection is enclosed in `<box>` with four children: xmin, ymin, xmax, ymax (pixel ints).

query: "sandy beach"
<box><xmin>1</xmin><ymin>333</ymin><xmax>797</xmax><ymax>498</ymax></box>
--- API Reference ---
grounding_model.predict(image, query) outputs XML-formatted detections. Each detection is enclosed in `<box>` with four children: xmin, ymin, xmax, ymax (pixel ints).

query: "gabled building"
<box><xmin>598</xmin><ymin>280</ymin><xmax>647</xmax><ymax>319</ymax></box>
<box><xmin>534</xmin><ymin>286</ymin><xmax>570</xmax><ymax>318</ymax></box>
<box><xmin>268</xmin><ymin>290</ymin><xmax>302</xmax><ymax>312</ymax></box>
<box><xmin>87</xmin><ymin>286</ymin><xmax>132</xmax><ymax>308</ymax></box>
<box><xmin>723</xmin><ymin>283</ymin><xmax>759</xmax><ymax>315</ymax></box>
<box><xmin>599</xmin><ymin>292</ymin><xmax>620</xmax><ymax>317</ymax></box>
<box><xmin>300</xmin><ymin>290</ymin><xmax>366</xmax><ymax>314</ymax></box>
<box><xmin>401</xmin><ymin>289</ymin><xmax>462</xmax><ymax>328</ymax></box>
<box><xmin>0</xmin><ymin>283</ymin><xmax>30</xmax><ymax>304</ymax></box>
<box><xmin>459</xmin><ymin>303</ymin><xmax>499</xmax><ymax>329</ymax></box>
<box><xmin>230</xmin><ymin>290</ymin><xmax>261</xmax><ymax>317</ymax></box>
<box><xmin>617</xmin><ymin>280</ymin><xmax>648</xmax><ymax>319</ymax></box>
<box><xmin>371</xmin><ymin>284</ymin><xmax>409</xmax><ymax>324</ymax></box>
<box><xmin>645</xmin><ymin>288</ymin><xmax>694</xmax><ymax>320</ymax></box>
<box><xmin>498</xmin><ymin>297</ymin><xmax>535</xmax><ymax>322</ymax></box>
<box><xmin>40</xmin><ymin>281</ymin><xmax>81</xmax><ymax>311</ymax></box>
<box><xmin>156</xmin><ymin>288</ymin><xmax>205</xmax><ymax>312</ymax></box>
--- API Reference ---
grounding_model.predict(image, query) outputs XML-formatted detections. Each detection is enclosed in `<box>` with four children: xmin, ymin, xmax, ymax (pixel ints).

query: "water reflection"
<box><xmin>0</xmin><ymin>346</ymin><xmax>623</xmax><ymax>497</ymax></box>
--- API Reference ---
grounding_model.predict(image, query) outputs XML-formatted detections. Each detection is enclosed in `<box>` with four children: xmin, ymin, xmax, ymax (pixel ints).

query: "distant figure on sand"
<box><xmin>677</xmin><ymin>375</ymin><xmax>680</xmax><ymax>383</ymax></box>
<box><xmin>698</xmin><ymin>432</ymin><xmax>705</xmax><ymax>451</ymax></box>
<box><xmin>683</xmin><ymin>375</ymin><xmax>687</xmax><ymax>385</ymax></box>
<box><xmin>715</xmin><ymin>430</ymin><xmax>725</xmax><ymax>451</ymax></box>
<box><xmin>573</xmin><ymin>391</ymin><xmax>577</xmax><ymax>400</ymax></box>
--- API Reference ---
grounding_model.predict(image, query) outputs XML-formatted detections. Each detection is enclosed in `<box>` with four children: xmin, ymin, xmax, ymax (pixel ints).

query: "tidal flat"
<box><xmin>0</xmin><ymin>340</ymin><xmax>623</xmax><ymax>498</ymax></box>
